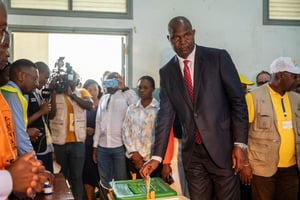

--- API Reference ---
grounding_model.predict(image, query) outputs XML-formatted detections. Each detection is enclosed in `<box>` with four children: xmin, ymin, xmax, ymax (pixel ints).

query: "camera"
<box><xmin>48</xmin><ymin>57</ymin><xmax>74</xmax><ymax>93</ymax></box>
<box><xmin>103</xmin><ymin>79</ymin><xmax>119</xmax><ymax>88</ymax></box>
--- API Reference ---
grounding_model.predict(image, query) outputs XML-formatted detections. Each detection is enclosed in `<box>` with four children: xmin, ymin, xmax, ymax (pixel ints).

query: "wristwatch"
<box><xmin>234</xmin><ymin>142</ymin><xmax>247</xmax><ymax>151</ymax></box>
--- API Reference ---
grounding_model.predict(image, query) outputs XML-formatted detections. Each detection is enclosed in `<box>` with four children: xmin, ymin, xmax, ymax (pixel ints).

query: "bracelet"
<box><xmin>243</xmin><ymin>163</ymin><xmax>250</xmax><ymax>167</ymax></box>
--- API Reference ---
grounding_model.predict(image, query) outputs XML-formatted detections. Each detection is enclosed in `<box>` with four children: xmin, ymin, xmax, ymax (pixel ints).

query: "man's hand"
<box><xmin>117</xmin><ymin>75</ymin><xmax>125</xmax><ymax>89</ymax></box>
<box><xmin>86</xmin><ymin>127</ymin><xmax>95</xmax><ymax>136</ymax></box>
<box><xmin>232</xmin><ymin>146</ymin><xmax>246</xmax><ymax>175</ymax></box>
<box><xmin>139</xmin><ymin>159</ymin><xmax>160</xmax><ymax>179</ymax></box>
<box><xmin>92</xmin><ymin>148</ymin><xmax>97</xmax><ymax>164</ymax></box>
<box><xmin>130</xmin><ymin>152</ymin><xmax>144</xmax><ymax>170</ymax></box>
<box><xmin>6</xmin><ymin>151</ymin><xmax>47</xmax><ymax>197</ymax></box>
<box><xmin>161</xmin><ymin>164</ymin><xmax>172</xmax><ymax>180</ymax></box>
<box><xmin>161</xmin><ymin>164</ymin><xmax>174</xmax><ymax>184</ymax></box>
<box><xmin>240</xmin><ymin>165</ymin><xmax>252</xmax><ymax>185</ymax></box>
<box><xmin>40</xmin><ymin>100</ymin><xmax>51</xmax><ymax>115</ymax></box>
<box><xmin>27</xmin><ymin>128</ymin><xmax>42</xmax><ymax>143</ymax></box>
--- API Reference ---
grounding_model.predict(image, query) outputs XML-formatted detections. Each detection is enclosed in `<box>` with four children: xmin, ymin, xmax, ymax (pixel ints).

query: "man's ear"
<box><xmin>17</xmin><ymin>71</ymin><xmax>25</xmax><ymax>82</ymax></box>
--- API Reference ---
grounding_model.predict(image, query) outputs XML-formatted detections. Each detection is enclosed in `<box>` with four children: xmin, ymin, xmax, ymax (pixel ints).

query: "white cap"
<box><xmin>270</xmin><ymin>57</ymin><xmax>300</xmax><ymax>74</ymax></box>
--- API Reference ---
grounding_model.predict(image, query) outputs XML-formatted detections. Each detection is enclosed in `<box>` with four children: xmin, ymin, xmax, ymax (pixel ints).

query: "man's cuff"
<box><xmin>0</xmin><ymin>170</ymin><xmax>13</xmax><ymax>198</ymax></box>
<box><xmin>150</xmin><ymin>155</ymin><xmax>162</xmax><ymax>163</ymax></box>
<box><xmin>234</xmin><ymin>142</ymin><xmax>247</xmax><ymax>151</ymax></box>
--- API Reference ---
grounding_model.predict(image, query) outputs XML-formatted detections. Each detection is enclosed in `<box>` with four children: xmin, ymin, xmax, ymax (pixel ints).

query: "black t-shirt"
<box><xmin>27</xmin><ymin>92</ymin><xmax>47</xmax><ymax>153</ymax></box>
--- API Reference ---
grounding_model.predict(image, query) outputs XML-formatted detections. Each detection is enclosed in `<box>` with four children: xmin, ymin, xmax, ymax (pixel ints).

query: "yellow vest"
<box><xmin>1</xmin><ymin>85</ymin><xmax>28</xmax><ymax>128</ymax></box>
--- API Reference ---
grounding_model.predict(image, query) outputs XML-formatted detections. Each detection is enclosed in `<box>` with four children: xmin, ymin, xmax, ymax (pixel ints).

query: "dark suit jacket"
<box><xmin>153</xmin><ymin>45</ymin><xmax>248</xmax><ymax>169</ymax></box>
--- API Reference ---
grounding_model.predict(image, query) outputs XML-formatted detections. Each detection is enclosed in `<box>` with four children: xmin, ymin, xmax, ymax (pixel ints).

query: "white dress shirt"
<box><xmin>177</xmin><ymin>45</ymin><xmax>196</xmax><ymax>86</ymax></box>
<box><xmin>93</xmin><ymin>89</ymin><xmax>138</xmax><ymax>148</ymax></box>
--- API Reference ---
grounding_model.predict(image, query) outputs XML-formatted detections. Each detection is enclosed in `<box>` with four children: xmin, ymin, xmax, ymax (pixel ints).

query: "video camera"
<box><xmin>47</xmin><ymin>57</ymin><xmax>74</xmax><ymax>93</ymax></box>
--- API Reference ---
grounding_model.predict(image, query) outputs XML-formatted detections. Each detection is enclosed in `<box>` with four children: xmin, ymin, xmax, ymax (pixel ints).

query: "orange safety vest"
<box><xmin>0</xmin><ymin>92</ymin><xmax>17</xmax><ymax>169</ymax></box>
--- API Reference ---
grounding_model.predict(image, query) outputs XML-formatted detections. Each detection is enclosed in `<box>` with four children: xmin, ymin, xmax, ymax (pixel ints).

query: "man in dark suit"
<box><xmin>140</xmin><ymin>16</ymin><xmax>248</xmax><ymax>200</ymax></box>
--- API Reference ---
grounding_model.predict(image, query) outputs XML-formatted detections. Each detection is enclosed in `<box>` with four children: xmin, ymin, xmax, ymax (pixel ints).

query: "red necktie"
<box><xmin>183</xmin><ymin>60</ymin><xmax>202</xmax><ymax>144</ymax></box>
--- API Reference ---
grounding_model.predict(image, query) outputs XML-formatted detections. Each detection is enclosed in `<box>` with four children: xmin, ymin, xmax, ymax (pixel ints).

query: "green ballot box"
<box><xmin>110</xmin><ymin>177</ymin><xmax>177</xmax><ymax>200</ymax></box>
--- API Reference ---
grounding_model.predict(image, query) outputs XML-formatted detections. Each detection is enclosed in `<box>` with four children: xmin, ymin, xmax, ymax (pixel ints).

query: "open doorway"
<box><xmin>10</xmin><ymin>30</ymin><xmax>131</xmax><ymax>86</ymax></box>
<box><xmin>48</xmin><ymin>33</ymin><xmax>124</xmax><ymax>84</ymax></box>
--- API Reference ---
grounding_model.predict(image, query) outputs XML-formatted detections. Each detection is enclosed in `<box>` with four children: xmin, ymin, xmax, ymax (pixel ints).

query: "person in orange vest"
<box><xmin>0</xmin><ymin>2</ymin><xmax>47</xmax><ymax>199</ymax></box>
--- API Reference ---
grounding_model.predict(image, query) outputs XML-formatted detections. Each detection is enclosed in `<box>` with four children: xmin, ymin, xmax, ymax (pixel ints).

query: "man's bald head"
<box><xmin>168</xmin><ymin>16</ymin><xmax>193</xmax><ymax>35</ymax></box>
<box><xmin>0</xmin><ymin>1</ymin><xmax>7</xmax><ymax>32</ymax></box>
<box><xmin>0</xmin><ymin>1</ymin><xmax>8</xmax><ymax>70</ymax></box>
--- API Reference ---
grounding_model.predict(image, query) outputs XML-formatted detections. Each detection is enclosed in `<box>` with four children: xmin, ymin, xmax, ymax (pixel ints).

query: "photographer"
<box><xmin>93</xmin><ymin>72</ymin><xmax>138</xmax><ymax>191</ymax></box>
<box><xmin>49</xmin><ymin>63</ymin><xmax>93</xmax><ymax>200</ymax></box>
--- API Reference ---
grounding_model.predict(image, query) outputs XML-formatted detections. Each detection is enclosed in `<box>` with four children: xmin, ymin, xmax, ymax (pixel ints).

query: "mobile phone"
<box><xmin>103</xmin><ymin>79</ymin><xmax>119</xmax><ymax>88</ymax></box>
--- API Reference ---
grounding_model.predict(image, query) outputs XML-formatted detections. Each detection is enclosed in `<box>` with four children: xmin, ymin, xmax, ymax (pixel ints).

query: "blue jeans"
<box><xmin>54</xmin><ymin>142</ymin><xmax>85</xmax><ymax>200</ymax></box>
<box><xmin>97</xmin><ymin>145</ymin><xmax>128</xmax><ymax>188</ymax></box>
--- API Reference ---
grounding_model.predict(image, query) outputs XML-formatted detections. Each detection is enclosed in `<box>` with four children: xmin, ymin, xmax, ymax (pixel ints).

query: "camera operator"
<box><xmin>93</xmin><ymin>72</ymin><xmax>138</xmax><ymax>192</ymax></box>
<box><xmin>49</xmin><ymin>67</ymin><xmax>93</xmax><ymax>200</ymax></box>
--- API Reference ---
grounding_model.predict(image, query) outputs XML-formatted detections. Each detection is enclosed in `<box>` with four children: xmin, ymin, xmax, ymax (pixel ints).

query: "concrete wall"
<box><xmin>7</xmin><ymin>0</ymin><xmax>300</xmax><ymax>87</ymax></box>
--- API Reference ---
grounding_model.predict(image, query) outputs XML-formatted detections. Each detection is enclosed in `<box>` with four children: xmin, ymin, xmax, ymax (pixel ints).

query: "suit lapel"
<box><xmin>194</xmin><ymin>46</ymin><xmax>205</xmax><ymax>107</ymax></box>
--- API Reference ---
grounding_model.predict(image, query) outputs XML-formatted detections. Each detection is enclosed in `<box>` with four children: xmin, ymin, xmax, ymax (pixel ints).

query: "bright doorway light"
<box><xmin>48</xmin><ymin>33</ymin><xmax>123</xmax><ymax>84</ymax></box>
<box><xmin>12</xmin><ymin>32</ymin><xmax>126</xmax><ymax>85</ymax></box>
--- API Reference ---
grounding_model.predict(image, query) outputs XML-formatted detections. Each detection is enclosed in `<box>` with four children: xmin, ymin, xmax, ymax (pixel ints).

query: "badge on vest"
<box><xmin>30</xmin><ymin>97</ymin><xmax>37</xmax><ymax>102</ymax></box>
<box><xmin>69</xmin><ymin>113</ymin><xmax>75</xmax><ymax>131</ymax></box>
<box><xmin>282</xmin><ymin>121</ymin><xmax>292</xmax><ymax>129</ymax></box>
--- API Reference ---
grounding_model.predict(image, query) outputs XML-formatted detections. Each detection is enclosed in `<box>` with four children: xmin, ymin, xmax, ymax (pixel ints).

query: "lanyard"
<box><xmin>281</xmin><ymin>96</ymin><xmax>287</xmax><ymax>117</ymax></box>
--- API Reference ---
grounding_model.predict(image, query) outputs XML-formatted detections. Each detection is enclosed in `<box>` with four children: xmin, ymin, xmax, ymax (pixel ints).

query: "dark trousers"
<box><xmin>240</xmin><ymin>184</ymin><xmax>251</xmax><ymax>200</ymax></box>
<box><xmin>37</xmin><ymin>152</ymin><xmax>53</xmax><ymax>173</ymax></box>
<box><xmin>252</xmin><ymin>165</ymin><xmax>299</xmax><ymax>200</ymax></box>
<box><xmin>54</xmin><ymin>143</ymin><xmax>85</xmax><ymax>200</ymax></box>
<box><xmin>185</xmin><ymin>143</ymin><xmax>240</xmax><ymax>200</ymax></box>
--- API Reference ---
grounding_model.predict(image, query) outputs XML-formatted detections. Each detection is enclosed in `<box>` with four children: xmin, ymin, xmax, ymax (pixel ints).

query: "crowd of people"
<box><xmin>1</xmin><ymin>2</ymin><xmax>300</xmax><ymax>200</ymax></box>
<box><xmin>0</xmin><ymin>2</ymin><xmax>50</xmax><ymax>199</ymax></box>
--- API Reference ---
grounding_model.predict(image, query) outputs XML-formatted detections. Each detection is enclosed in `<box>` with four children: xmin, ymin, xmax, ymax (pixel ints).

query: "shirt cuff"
<box><xmin>93</xmin><ymin>141</ymin><xmax>98</xmax><ymax>148</ymax></box>
<box><xmin>150</xmin><ymin>155</ymin><xmax>162</xmax><ymax>163</ymax></box>
<box><xmin>234</xmin><ymin>142</ymin><xmax>247</xmax><ymax>151</ymax></box>
<box><xmin>0</xmin><ymin>170</ymin><xmax>13</xmax><ymax>199</ymax></box>
<box><xmin>234</xmin><ymin>142</ymin><xmax>247</xmax><ymax>146</ymax></box>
